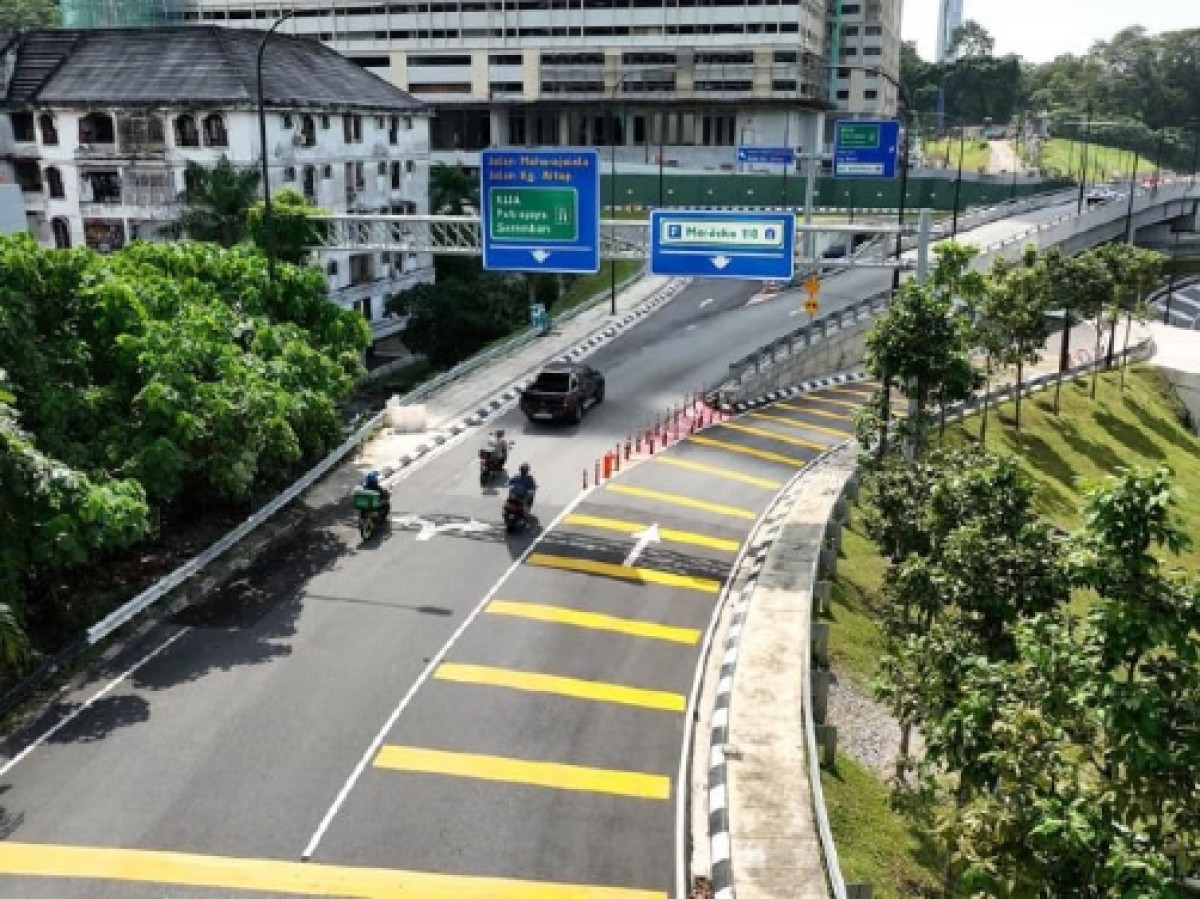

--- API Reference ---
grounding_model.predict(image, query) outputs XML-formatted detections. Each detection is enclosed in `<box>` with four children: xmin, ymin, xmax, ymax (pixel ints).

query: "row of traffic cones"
<box><xmin>582</xmin><ymin>391</ymin><xmax>731</xmax><ymax>489</ymax></box>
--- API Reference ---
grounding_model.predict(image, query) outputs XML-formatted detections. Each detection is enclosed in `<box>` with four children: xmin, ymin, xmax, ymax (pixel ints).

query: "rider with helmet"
<box><xmin>508</xmin><ymin>463</ymin><xmax>537</xmax><ymax>512</ymax></box>
<box><xmin>485</xmin><ymin>429</ymin><xmax>509</xmax><ymax>468</ymax></box>
<box><xmin>362</xmin><ymin>469</ymin><xmax>391</xmax><ymax>510</ymax></box>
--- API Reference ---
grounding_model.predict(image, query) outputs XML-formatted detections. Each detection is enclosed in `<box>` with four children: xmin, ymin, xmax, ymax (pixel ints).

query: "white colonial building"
<box><xmin>0</xmin><ymin>26</ymin><xmax>432</xmax><ymax>337</ymax></box>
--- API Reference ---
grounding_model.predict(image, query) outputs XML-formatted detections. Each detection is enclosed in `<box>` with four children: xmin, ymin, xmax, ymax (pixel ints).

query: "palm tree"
<box><xmin>177</xmin><ymin>156</ymin><xmax>261</xmax><ymax>247</ymax></box>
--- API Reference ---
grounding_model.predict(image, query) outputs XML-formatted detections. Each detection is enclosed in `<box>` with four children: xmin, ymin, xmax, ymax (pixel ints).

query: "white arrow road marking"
<box><xmin>711</xmin><ymin>256</ymin><xmax>731</xmax><ymax>270</ymax></box>
<box><xmin>531</xmin><ymin>250</ymin><xmax>551</xmax><ymax>263</ymax></box>
<box><xmin>392</xmin><ymin>515</ymin><xmax>493</xmax><ymax>541</ymax></box>
<box><xmin>623</xmin><ymin>523</ymin><xmax>661</xmax><ymax>567</ymax></box>
<box><xmin>699</xmin><ymin>297</ymin><xmax>715</xmax><ymax>309</ymax></box>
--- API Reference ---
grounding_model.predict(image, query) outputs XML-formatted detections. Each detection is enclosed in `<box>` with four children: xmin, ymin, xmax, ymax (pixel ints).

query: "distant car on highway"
<box><xmin>1085</xmin><ymin>187</ymin><xmax>1120</xmax><ymax>205</ymax></box>
<box><xmin>519</xmin><ymin>362</ymin><xmax>605</xmax><ymax>424</ymax></box>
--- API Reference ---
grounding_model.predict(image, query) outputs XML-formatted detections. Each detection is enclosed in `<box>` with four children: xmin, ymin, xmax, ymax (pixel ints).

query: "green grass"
<box><xmin>821</xmin><ymin>753</ymin><xmax>944</xmax><ymax>898</ymax></box>
<box><xmin>824</xmin><ymin>366</ymin><xmax>1200</xmax><ymax>896</ymax></box>
<box><xmin>556</xmin><ymin>260</ymin><xmax>643</xmax><ymax>312</ymax></box>
<box><xmin>922</xmin><ymin>138</ymin><xmax>992</xmax><ymax>173</ymax></box>
<box><xmin>1034</xmin><ymin>139</ymin><xmax>1158</xmax><ymax>182</ymax></box>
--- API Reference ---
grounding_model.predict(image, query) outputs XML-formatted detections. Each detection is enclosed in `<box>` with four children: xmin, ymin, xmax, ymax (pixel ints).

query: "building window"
<box><xmin>342</xmin><ymin>114</ymin><xmax>363</xmax><ymax>143</ymax></box>
<box><xmin>79</xmin><ymin>112</ymin><xmax>116</xmax><ymax>144</ymax></box>
<box><xmin>321</xmin><ymin>114</ymin><xmax>330</xmax><ymax>129</ymax></box>
<box><xmin>349</xmin><ymin>253</ymin><xmax>373</xmax><ymax>285</ymax></box>
<box><xmin>82</xmin><ymin>170</ymin><xmax>122</xmax><ymax>203</ymax></box>
<box><xmin>175</xmin><ymin>114</ymin><xmax>200</xmax><ymax>147</ymax></box>
<box><xmin>13</xmin><ymin>160</ymin><xmax>41</xmax><ymax>192</ymax></box>
<box><xmin>842</xmin><ymin>25</ymin><xmax>859</xmax><ymax>36</ymax></box>
<box><xmin>405</xmin><ymin>160</ymin><xmax>415</xmax><ymax>174</ymax></box>
<box><xmin>841</xmin><ymin>3</ymin><xmax>860</xmax><ymax>12</ymax></box>
<box><xmin>864</xmin><ymin>89</ymin><xmax>879</xmax><ymax>100</ymax></box>
<box><xmin>326</xmin><ymin>260</ymin><xmax>338</xmax><ymax>277</ymax></box>
<box><xmin>44</xmin><ymin>166</ymin><xmax>64</xmax><ymax>198</ymax></box>
<box><xmin>38</xmin><ymin>114</ymin><xmax>58</xmax><ymax>145</ymax></box>
<box><xmin>302</xmin><ymin>165</ymin><xmax>317</xmax><ymax>202</ymax></box>
<box><xmin>836</xmin><ymin>89</ymin><xmax>851</xmax><ymax>100</ymax></box>
<box><xmin>322</xmin><ymin>164</ymin><xmax>332</xmax><ymax>179</ymax></box>
<box><xmin>283</xmin><ymin>166</ymin><xmax>296</xmax><ymax>181</ymax></box>
<box><xmin>119</xmin><ymin>114</ymin><xmax>165</xmax><ymax>150</ymax></box>
<box><xmin>51</xmin><ymin>217</ymin><xmax>71</xmax><ymax>249</ymax></box>
<box><xmin>864</xmin><ymin>47</ymin><xmax>882</xmax><ymax>56</ymax></box>
<box><xmin>202</xmin><ymin>114</ymin><xmax>228</xmax><ymax>147</ymax></box>
<box><xmin>375</xmin><ymin>116</ymin><xmax>386</xmax><ymax>129</ymax></box>
<box><xmin>389</xmin><ymin>115</ymin><xmax>399</xmax><ymax>145</ymax></box>
<box><xmin>390</xmin><ymin>160</ymin><xmax>401</xmax><ymax>189</ymax></box>
<box><xmin>865</xmin><ymin>25</ymin><xmax>883</xmax><ymax>36</ymax></box>
<box><xmin>11</xmin><ymin>112</ymin><xmax>34</xmax><ymax>142</ymax></box>
<box><xmin>299</xmin><ymin>114</ymin><xmax>316</xmax><ymax>147</ymax></box>
<box><xmin>282</xmin><ymin>113</ymin><xmax>294</xmax><ymax>129</ymax></box>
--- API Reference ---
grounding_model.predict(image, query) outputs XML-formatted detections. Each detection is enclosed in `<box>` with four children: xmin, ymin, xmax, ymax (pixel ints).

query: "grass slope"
<box><xmin>922</xmin><ymin>138</ymin><xmax>992</xmax><ymax>173</ymax></box>
<box><xmin>823</xmin><ymin>365</ymin><xmax>1200</xmax><ymax>893</ymax></box>
<box><xmin>1035</xmin><ymin>139</ymin><xmax>1159</xmax><ymax>182</ymax></box>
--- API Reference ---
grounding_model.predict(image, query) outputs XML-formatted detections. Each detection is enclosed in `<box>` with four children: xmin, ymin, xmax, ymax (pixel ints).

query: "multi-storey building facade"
<box><xmin>0</xmin><ymin>27</ymin><xmax>432</xmax><ymax>337</ymax></box>
<box><xmin>936</xmin><ymin>0</ymin><xmax>964</xmax><ymax>63</ymax></box>
<box><xmin>181</xmin><ymin>0</ymin><xmax>849</xmax><ymax>170</ymax></box>
<box><xmin>829</xmin><ymin>0</ymin><xmax>902</xmax><ymax>119</ymax></box>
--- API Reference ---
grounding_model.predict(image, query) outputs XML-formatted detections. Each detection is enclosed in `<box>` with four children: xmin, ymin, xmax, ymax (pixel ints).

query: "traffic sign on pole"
<box><xmin>480</xmin><ymin>148</ymin><xmax>601</xmax><ymax>274</ymax></box>
<box><xmin>833</xmin><ymin>120</ymin><xmax>900</xmax><ymax>179</ymax></box>
<box><xmin>736</xmin><ymin>146</ymin><xmax>796</xmax><ymax>166</ymax></box>
<box><xmin>649</xmin><ymin>210</ymin><xmax>796</xmax><ymax>280</ymax></box>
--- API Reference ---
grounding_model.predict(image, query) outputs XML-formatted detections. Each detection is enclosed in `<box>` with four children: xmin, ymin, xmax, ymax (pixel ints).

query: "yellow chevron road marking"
<box><xmin>564</xmin><ymin>514</ymin><xmax>740</xmax><ymax>552</ymax></box>
<box><xmin>374</xmin><ymin>746</ymin><xmax>670</xmax><ymax>800</ymax></box>
<box><xmin>687</xmin><ymin>435</ymin><xmax>808</xmax><ymax>467</ymax></box>
<box><xmin>526</xmin><ymin>553</ymin><xmax>723</xmax><ymax>594</ymax></box>
<box><xmin>434</xmin><ymin>663</ymin><xmax>687</xmax><ymax>711</ymax></box>
<box><xmin>653</xmin><ymin>455</ymin><xmax>784</xmax><ymax>489</ymax></box>
<box><xmin>748</xmin><ymin>412</ymin><xmax>854</xmax><ymax>439</ymax></box>
<box><xmin>719</xmin><ymin>422</ymin><xmax>827</xmax><ymax>449</ymax></box>
<box><xmin>487</xmin><ymin>599</ymin><xmax>701</xmax><ymax>645</ymax></box>
<box><xmin>0</xmin><ymin>842</ymin><xmax>666</xmax><ymax>899</ymax></box>
<box><xmin>604</xmin><ymin>484</ymin><xmax>757</xmax><ymax>520</ymax></box>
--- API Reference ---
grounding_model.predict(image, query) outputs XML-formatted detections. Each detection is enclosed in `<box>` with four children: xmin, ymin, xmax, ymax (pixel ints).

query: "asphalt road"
<box><xmin>0</xmin><ymin>200</ymin><xmax>1075</xmax><ymax>898</ymax></box>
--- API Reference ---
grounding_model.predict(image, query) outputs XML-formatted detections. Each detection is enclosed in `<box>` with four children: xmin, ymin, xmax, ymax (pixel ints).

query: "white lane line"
<box><xmin>0</xmin><ymin>628</ymin><xmax>191</xmax><ymax>780</ymax></box>
<box><xmin>699</xmin><ymin>298</ymin><xmax>714</xmax><ymax>309</ymax></box>
<box><xmin>300</xmin><ymin>490</ymin><xmax>592</xmax><ymax>861</ymax></box>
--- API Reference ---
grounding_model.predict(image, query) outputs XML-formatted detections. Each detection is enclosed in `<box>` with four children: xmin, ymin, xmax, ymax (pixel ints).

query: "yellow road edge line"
<box><xmin>604</xmin><ymin>484</ymin><xmax>757</xmax><ymax>520</ymax></box>
<box><xmin>720</xmin><ymin>421</ymin><xmax>827</xmax><ymax>450</ymax></box>
<box><xmin>0</xmin><ymin>842</ymin><xmax>667</xmax><ymax>899</ymax></box>
<box><xmin>487</xmin><ymin>599</ymin><xmax>701</xmax><ymax>645</ymax></box>
<box><xmin>653</xmin><ymin>455</ymin><xmax>784</xmax><ymax>489</ymax></box>
<box><xmin>564</xmin><ymin>514</ymin><xmax>740</xmax><ymax>552</ymax></box>
<box><xmin>435</xmin><ymin>662</ymin><xmax>687</xmax><ymax>711</ymax></box>
<box><xmin>374</xmin><ymin>746</ymin><xmax>671</xmax><ymax>800</ymax></box>
<box><xmin>526</xmin><ymin>553</ymin><xmax>724</xmax><ymax>594</ymax></box>
<box><xmin>775</xmin><ymin>401</ymin><xmax>854</xmax><ymax>422</ymax></box>
<box><xmin>748</xmin><ymin>411</ymin><xmax>854</xmax><ymax>439</ymax></box>
<box><xmin>687</xmin><ymin>435</ymin><xmax>808</xmax><ymax>467</ymax></box>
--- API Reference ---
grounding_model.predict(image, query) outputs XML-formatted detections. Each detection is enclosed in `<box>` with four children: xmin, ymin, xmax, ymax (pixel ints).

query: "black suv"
<box><xmin>519</xmin><ymin>362</ymin><xmax>606</xmax><ymax>424</ymax></box>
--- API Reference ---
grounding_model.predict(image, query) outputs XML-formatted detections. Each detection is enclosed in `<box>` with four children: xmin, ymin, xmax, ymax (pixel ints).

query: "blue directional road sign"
<box><xmin>649</xmin><ymin>210</ymin><xmax>796</xmax><ymax>281</ymax></box>
<box><xmin>736</xmin><ymin>146</ymin><xmax>796</xmax><ymax>165</ymax></box>
<box><xmin>480</xmin><ymin>148</ymin><xmax>600</xmax><ymax>274</ymax></box>
<box><xmin>833</xmin><ymin>119</ymin><xmax>900</xmax><ymax>179</ymax></box>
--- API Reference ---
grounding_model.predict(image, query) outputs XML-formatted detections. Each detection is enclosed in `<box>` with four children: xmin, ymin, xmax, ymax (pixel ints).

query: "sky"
<box><xmin>901</xmin><ymin>0</ymin><xmax>1200</xmax><ymax>63</ymax></box>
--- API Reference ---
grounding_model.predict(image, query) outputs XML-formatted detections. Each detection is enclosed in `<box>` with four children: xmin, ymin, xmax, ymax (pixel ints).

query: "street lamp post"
<box><xmin>950</xmin><ymin>123</ymin><xmax>966</xmax><ymax>238</ymax></box>
<box><xmin>1076</xmin><ymin>103</ymin><xmax>1093</xmax><ymax>215</ymax></box>
<box><xmin>257</xmin><ymin>11</ymin><xmax>294</xmax><ymax>283</ymax></box>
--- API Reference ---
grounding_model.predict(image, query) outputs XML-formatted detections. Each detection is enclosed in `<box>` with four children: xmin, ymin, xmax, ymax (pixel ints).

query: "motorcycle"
<box><xmin>502</xmin><ymin>488</ymin><xmax>532</xmax><ymax>533</ymax></box>
<box><xmin>478</xmin><ymin>439</ymin><xmax>512</xmax><ymax>487</ymax></box>
<box><xmin>353</xmin><ymin>487</ymin><xmax>390</xmax><ymax>540</ymax></box>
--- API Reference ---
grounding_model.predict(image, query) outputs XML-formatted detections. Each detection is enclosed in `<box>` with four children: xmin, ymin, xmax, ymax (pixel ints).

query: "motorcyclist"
<box><xmin>362</xmin><ymin>469</ymin><xmax>390</xmax><ymax>510</ymax></box>
<box><xmin>485</xmin><ymin>429</ymin><xmax>509</xmax><ymax>468</ymax></box>
<box><xmin>508</xmin><ymin>463</ymin><xmax>537</xmax><ymax>513</ymax></box>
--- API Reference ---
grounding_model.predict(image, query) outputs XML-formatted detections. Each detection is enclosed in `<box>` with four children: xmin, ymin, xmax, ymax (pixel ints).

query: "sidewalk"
<box><xmin>302</xmin><ymin>274</ymin><xmax>687</xmax><ymax>509</ymax></box>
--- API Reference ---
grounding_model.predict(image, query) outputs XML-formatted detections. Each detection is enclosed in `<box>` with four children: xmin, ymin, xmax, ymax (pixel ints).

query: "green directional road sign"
<box><xmin>837</xmin><ymin>122</ymin><xmax>882</xmax><ymax>149</ymax></box>
<box><xmin>488</xmin><ymin>187</ymin><xmax>578</xmax><ymax>242</ymax></box>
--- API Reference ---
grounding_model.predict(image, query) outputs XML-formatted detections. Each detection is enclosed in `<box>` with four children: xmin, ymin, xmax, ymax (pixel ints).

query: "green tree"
<box><xmin>395</xmin><ymin>273</ymin><xmax>529</xmax><ymax>369</ymax></box>
<box><xmin>978</xmin><ymin>249</ymin><xmax>1051</xmax><ymax>430</ymax></box>
<box><xmin>951</xmin><ymin>20</ymin><xmax>996</xmax><ymax>58</ymax></box>
<box><xmin>247</xmin><ymin>188</ymin><xmax>330</xmax><ymax>266</ymax></box>
<box><xmin>0</xmin><ymin>0</ymin><xmax>59</xmax><ymax>28</ymax></box>
<box><xmin>430</xmin><ymin>163</ymin><xmax>479</xmax><ymax>215</ymax></box>
<box><xmin>177</xmin><ymin>157</ymin><xmax>262</xmax><ymax>247</ymax></box>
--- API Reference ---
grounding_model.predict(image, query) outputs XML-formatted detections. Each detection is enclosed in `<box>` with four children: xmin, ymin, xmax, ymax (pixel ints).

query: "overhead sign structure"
<box><xmin>480</xmin><ymin>148</ymin><xmax>601</xmax><ymax>274</ymax></box>
<box><xmin>833</xmin><ymin>120</ymin><xmax>900</xmax><ymax>179</ymax></box>
<box><xmin>649</xmin><ymin>210</ymin><xmax>796</xmax><ymax>281</ymax></box>
<box><xmin>737</xmin><ymin>146</ymin><xmax>796</xmax><ymax>166</ymax></box>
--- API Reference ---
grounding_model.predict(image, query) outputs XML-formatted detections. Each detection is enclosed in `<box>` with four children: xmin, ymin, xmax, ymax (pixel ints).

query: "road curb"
<box><xmin>717</xmin><ymin>369</ymin><xmax>870</xmax><ymax>415</ymax></box>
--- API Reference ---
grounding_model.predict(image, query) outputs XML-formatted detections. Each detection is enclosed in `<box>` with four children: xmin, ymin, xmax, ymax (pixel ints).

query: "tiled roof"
<box><xmin>1</xmin><ymin>26</ymin><xmax>422</xmax><ymax>111</ymax></box>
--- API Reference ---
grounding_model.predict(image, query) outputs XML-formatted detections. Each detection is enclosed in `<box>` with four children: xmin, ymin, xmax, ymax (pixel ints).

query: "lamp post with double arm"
<box><xmin>257</xmin><ymin>11</ymin><xmax>294</xmax><ymax>283</ymax></box>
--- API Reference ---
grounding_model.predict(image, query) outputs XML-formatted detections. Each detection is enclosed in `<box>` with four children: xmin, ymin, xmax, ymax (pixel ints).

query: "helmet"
<box><xmin>519</xmin><ymin>463</ymin><xmax>531</xmax><ymax>475</ymax></box>
<box><xmin>495</xmin><ymin>429</ymin><xmax>505</xmax><ymax>438</ymax></box>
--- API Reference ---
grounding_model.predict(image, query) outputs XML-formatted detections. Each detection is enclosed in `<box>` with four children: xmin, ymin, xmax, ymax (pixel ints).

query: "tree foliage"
<box><xmin>247</xmin><ymin>188</ymin><xmax>331</xmax><ymax>266</ymax></box>
<box><xmin>0</xmin><ymin>234</ymin><xmax>368</xmax><ymax>674</ymax></box>
<box><xmin>0</xmin><ymin>0</ymin><xmax>58</xmax><ymax>28</ymax></box>
<box><xmin>178</xmin><ymin>157</ymin><xmax>262</xmax><ymax>247</ymax></box>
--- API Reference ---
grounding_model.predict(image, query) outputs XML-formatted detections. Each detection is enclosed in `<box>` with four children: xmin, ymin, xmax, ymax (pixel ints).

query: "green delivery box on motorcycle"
<box><xmin>353</xmin><ymin>487</ymin><xmax>384</xmax><ymax>511</ymax></box>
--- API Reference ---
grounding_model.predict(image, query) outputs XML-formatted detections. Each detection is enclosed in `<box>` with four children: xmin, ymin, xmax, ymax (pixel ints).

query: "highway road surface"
<box><xmin>0</xmin><ymin>198</ymin><xmax>1077</xmax><ymax>898</ymax></box>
